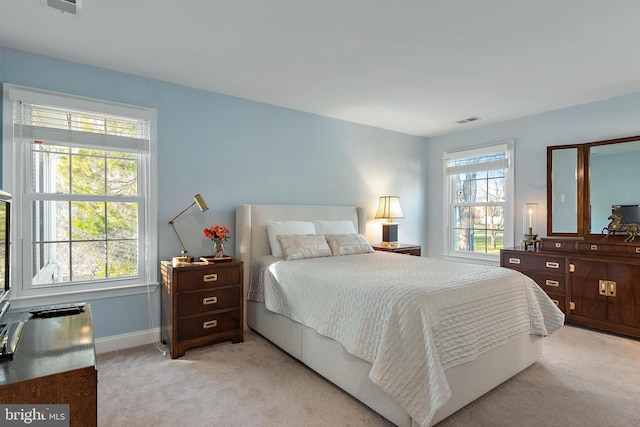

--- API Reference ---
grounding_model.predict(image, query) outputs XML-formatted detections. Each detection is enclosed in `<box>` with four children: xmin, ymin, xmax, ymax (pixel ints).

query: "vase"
<box><xmin>214</xmin><ymin>241</ymin><xmax>224</xmax><ymax>259</ymax></box>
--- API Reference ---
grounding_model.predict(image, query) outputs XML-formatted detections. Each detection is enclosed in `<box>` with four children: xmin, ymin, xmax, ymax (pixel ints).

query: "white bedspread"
<box><xmin>248</xmin><ymin>252</ymin><xmax>565</xmax><ymax>427</ymax></box>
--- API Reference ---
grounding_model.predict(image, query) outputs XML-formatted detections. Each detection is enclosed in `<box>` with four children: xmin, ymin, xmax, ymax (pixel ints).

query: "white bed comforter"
<box><xmin>248</xmin><ymin>252</ymin><xmax>565</xmax><ymax>427</ymax></box>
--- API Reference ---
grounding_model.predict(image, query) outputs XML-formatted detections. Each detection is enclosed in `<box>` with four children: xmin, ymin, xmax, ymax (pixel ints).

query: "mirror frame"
<box><xmin>547</xmin><ymin>135</ymin><xmax>640</xmax><ymax>239</ymax></box>
<box><xmin>546</xmin><ymin>144</ymin><xmax>584</xmax><ymax>236</ymax></box>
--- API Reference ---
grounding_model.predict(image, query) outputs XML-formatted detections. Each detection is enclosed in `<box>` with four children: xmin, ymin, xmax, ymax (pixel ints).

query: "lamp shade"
<box><xmin>375</xmin><ymin>196</ymin><xmax>405</xmax><ymax>220</ymax></box>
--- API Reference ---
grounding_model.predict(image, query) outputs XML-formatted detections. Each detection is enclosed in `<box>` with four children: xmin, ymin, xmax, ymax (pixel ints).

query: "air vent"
<box><xmin>456</xmin><ymin>117</ymin><xmax>481</xmax><ymax>124</ymax></box>
<box><xmin>44</xmin><ymin>0</ymin><xmax>81</xmax><ymax>14</ymax></box>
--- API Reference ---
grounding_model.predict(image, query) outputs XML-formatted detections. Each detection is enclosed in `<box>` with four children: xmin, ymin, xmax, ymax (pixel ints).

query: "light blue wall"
<box><xmin>0</xmin><ymin>47</ymin><xmax>427</xmax><ymax>339</ymax></box>
<box><xmin>425</xmin><ymin>92</ymin><xmax>640</xmax><ymax>258</ymax></box>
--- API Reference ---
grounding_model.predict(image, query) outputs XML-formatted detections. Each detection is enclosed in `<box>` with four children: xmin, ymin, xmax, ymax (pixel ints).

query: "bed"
<box><xmin>236</xmin><ymin>204</ymin><xmax>564</xmax><ymax>427</ymax></box>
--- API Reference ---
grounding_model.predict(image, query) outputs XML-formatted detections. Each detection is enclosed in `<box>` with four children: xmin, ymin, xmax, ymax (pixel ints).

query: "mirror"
<box><xmin>549</xmin><ymin>147</ymin><xmax>580</xmax><ymax>234</ymax></box>
<box><xmin>548</xmin><ymin>135</ymin><xmax>640</xmax><ymax>238</ymax></box>
<box><xmin>589</xmin><ymin>140</ymin><xmax>640</xmax><ymax>234</ymax></box>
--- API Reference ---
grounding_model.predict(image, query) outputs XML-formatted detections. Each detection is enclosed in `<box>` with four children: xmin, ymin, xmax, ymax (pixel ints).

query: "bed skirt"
<box><xmin>247</xmin><ymin>300</ymin><xmax>542</xmax><ymax>426</ymax></box>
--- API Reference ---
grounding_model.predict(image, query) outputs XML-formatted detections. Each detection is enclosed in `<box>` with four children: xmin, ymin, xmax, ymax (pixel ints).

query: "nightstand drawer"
<box><xmin>177</xmin><ymin>310</ymin><xmax>241</xmax><ymax>341</ymax></box>
<box><xmin>176</xmin><ymin>266</ymin><xmax>241</xmax><ymax>291</ymax></box>
<box><xmin>177</xmin><ymin>287</ymin><xmax>241</xmax><ymax>317</ymax></box>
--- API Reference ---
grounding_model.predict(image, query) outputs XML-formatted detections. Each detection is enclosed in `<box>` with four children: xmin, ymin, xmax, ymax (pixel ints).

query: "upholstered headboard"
<box><xmin>235</xmin><ymin>204</ymin><xmax>366</xmax><ymax>304</ymax></box>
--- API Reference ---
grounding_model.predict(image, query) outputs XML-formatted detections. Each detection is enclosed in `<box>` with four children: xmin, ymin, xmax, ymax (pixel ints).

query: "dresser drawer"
<box><xmin>177</xmin><ymin>309</ymin><xmax>241</xmax><ymax>341</ymax></box>
<box><xmin>523</xmin><ymin>271</ymin><xmax>566</xmax><ymax>294</ymax></box>
<box><xmin>576</xmin><ymin>241</ymin><xmax>640</xmax><ymax>257</ymax></box>
<box><xmin>503</xmin><ymin>253</ymin><xmax>565</xmax><ymax>272</ymax></box>
<box><xmin>177</xmin><ymin>286</ymin><xmax>241</xmax><ymax>318</ymax></box>
<box><xmin>175</xmin><ymin>266</ymin><xmax>241</xmax><ymax>291</ymax></box>
<box><xmin>540</xmin><ymin>239</ymin><xmax>577</xmax><ymax>252</ymax></box>
<box><xmin>545</xmin><ymin>292</ymin><xmax>566</xmax><ymax>313</ymax></box>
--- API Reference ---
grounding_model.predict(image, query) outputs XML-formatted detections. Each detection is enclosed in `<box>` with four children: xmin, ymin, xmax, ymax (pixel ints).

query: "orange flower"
<box><xmin>204</xmin><ymin>225</ymin><xmax>231</xmax><ymax>243</ymax></box>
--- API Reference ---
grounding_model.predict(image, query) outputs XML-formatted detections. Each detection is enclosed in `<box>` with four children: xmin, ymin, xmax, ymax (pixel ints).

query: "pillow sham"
<box><xmin>313</xmin><ymin>220</ymin><xmax>357</xmax><ymax>235</ymax></box>
<box><xmin>324</xmin><ymin>234</ymin><xmax>374</xmax><ymax>256</ymax></box>
<box><xmin>267</xmin><ymin>220</ymin><xmax>316</xmax><ymax>257</ymax></box>
<box><xmin>276</xmin><ymin>234</ymin><xmax>332</xmax><ymax>261</ymax></box>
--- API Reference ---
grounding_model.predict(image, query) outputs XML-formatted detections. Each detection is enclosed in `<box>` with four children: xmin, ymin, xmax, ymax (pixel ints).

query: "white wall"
<box><xmin>425</xmin><ymin>92</ymin><xmax>640</xmax><ymax>258</ymax></box>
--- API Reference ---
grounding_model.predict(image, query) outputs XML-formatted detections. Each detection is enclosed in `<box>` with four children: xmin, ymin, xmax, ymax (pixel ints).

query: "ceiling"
<box><xmin>2</xmin><ymin>1</ymin><xmax>640</xmax><ymax>137</ymax></box>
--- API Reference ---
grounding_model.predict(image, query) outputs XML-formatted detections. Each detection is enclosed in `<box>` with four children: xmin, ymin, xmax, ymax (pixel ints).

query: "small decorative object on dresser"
<box><xmin>204</xmin><ymin>224</ymin><xmax>231</xmax><ymax>258</ymax></box>
<box><xmin>161</xmin><ymin>260</ymin><xmax>243</xmax><ymax>358</ymax></box>
<box><xmin>371</xmin><ymin>243</ymin><xmax>421</xmax><ymax>256</ymax></box>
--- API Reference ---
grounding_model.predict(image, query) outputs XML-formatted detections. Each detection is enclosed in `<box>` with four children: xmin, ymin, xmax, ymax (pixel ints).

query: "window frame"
<box><xmin>443</xmin><ymin>140</ymin><xmax>514</xmax><ymax>264</ymax></box>
<box><xmin>2</xmin><ymin>84</ymin><xmax>158</xmax><ymax>308</ymax></box>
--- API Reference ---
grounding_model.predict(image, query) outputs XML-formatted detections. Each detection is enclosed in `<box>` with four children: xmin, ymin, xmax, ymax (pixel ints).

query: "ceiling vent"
<box><xmin>44</xmin><ymin>0</ymin><xmax>81</xmax><ymax>15</ymax></box>
<box><xmin>456</xmin><ymin>117</ymin><xmax>481</xmax><ymax>124</ymax></box>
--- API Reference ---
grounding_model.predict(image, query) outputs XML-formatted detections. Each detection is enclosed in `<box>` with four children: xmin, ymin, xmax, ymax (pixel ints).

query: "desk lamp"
<box><xmin>168</xmin><ymin>193</ymin><xmax>209</xmax><ymax>264</ymax></box>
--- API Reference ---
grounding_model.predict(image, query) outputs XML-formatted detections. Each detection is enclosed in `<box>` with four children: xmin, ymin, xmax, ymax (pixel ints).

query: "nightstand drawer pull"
<box><xmin>545</xmin><ymin>279</ymin><xmax>560</xmax><ymax>287</ymax></box>
<box><xmin>508</xmin><ymin>258</ymin><xmax>521</xmax><ymax>264</ymax></box>
<box><xmin>545</xmin><ymin>262</ymin><xmax>560</xmax><ymax>269</ymax></box>
<box><xmin>203</xmin><ymin>273</ymin><xmax>218</xmax><ymax>282</ymax></box>
<box><xmin>203</xmin><ymin>296</ymin><xmax>218</xmax><ymax>305</ymax></box>
<box><xmin>551</xmin><ymin>299</ymin><xmax>560</xmax><ymax>307</ymax></box>
<box><xmin>203</xmin><ymin>320</ymin><xmax>218</xmax><ymax>329</ymax></box>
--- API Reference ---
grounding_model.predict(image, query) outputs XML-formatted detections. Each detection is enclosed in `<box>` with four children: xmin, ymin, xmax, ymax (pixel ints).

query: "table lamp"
<box><xmin>168</xmin><ymin>193</ymin><xmax>209</xmax><ymax>264</ymax></box>
<box><xmin>375</xmin><ymin>196</ymin><xmax>404</xmax><ymax>246</ymax></box>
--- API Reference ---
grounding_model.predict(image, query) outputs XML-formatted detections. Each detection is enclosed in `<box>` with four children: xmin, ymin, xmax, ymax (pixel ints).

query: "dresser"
<box><xmin>501</xmin><ymin>240</ymin><xmax>640</xmax><ymax>339</ymax></box>
<box><xmin>500</xmin><ymin>247</ymin><xmax>567</xmax><ymax>313</ymax></box>
<box><xmin>0</xmin><ymin>306</ymin><xmax>97</xmax><ymax>427</ymax></box>
<box><xmin>161</xmin><ymin>260</ymin><xmax>243</xmax><ymax>358</ymax></box>
<box><xmin>371</xmin><ymin>243</ymin><xmax>421</xmax><ymax>256</ymax></box>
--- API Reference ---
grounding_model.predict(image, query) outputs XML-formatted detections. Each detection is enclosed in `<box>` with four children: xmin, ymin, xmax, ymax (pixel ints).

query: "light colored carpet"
<box><xmin>97</xmin><ymin>325</ymin><xmax>640</xmax><ymax>426</ymax></box>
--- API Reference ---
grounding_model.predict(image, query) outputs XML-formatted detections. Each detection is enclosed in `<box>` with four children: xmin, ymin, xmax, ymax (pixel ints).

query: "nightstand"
<box><xmin>161</xmin><ymin>260</ymin><xmax>243</xmax><ymax>358</ymax></box>
<box><xmin>371</xmin><ymin>243</ymin><xmax>421</xmax><ymax>256</ymax></box>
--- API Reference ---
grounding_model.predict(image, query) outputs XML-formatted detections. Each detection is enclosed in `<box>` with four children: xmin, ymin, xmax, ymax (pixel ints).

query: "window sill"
<box><xmin>9</xmin><ymin>282</ymin><xmax>159</xmax><ymax>309</ymax></box>
<box><xmin>443</xmin><ymin>252</ymin><xmax>500</xmax><ymax>267</ymax></box>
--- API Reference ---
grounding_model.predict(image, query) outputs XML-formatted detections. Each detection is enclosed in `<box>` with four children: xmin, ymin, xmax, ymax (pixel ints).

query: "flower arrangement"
<box><xmin>203</xmin><ymin>225</ymin><xmax>231</xmax><ymax>244</ymax></box>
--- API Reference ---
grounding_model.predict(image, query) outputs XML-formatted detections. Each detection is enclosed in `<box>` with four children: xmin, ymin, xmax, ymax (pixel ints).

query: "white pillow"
<box><xmin>313</xmin><ymin>220</ymin><xmax>357</xmax><ymax>235</ymax></box>
<box><xmin>324</xmin><ymin>234</ymin><xmax>374</xmax><ymax>256</ymax></box>
<box><xmin>267</xmin><ymin>220</ymin><xmax>316</xmax><ymax>257</ymax></box>
<box><xmin>276</xmin><ymin>234</ymin><xmax>332</xmax><ymax>260</ymax></box>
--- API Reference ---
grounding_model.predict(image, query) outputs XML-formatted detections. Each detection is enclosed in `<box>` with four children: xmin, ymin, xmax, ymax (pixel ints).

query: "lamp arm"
<box><xmin>168</xmin><ymin>201</ymin><xmax>196</xmax><ymax>224</ymax></box>
<box><xmin>169</xmin><ymin>221</ymin><xmax>188</xmax><ymax>255</ymax></box>
<box><xmin>168</xmin><ymin>200</ymin><xmax>197</xmax><ymax>256</ymax></box>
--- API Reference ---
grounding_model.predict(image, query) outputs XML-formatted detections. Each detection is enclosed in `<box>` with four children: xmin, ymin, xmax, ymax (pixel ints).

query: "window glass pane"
<box><xmin>33</xmin><ymin>200</ymin><xmax>70</xmax><ymax>242</ymax></box>
<box><xmin>71</xmin><ymin>201</ymin><xmax>106</xmax><ymax>241</ymax></box>
<box><xmin>72</xmin><ymin>241</ymin><xmax>107</xmax><ymax>281</ymax></box>
<box><xmin>108</xmin><ymin>240</ymin><xmax>138</xmax><ymax>278</ymax></box>
<box><xmin>106</xmin><ymin>157</ymin><xmax>137</xmax><ymax>196</ymax></box>
<box><xmin>106</xmin><ymin>202</ymin><xmax>138</xmax><ymax>239</ymax></box>
<box><xmin>486</xmin><ymin>174</ymin><xmax>505</xmax><ymax>203</ymax></box>
<box><xmin>71</xmin><ymin>149</ymin><xmax>106</xmax><ymax>195</ymax></box>
<box><xmin>32</xmin><ymin>144</ymin><xmax>71</xmax><ymax>194</ymax></box>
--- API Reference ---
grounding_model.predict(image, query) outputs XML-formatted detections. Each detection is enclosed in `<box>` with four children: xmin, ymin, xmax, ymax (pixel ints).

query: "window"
<box><xmin>3</xmin><ymin>85</ymin><xmax>157</xmax><ymax>304</ymax></box>
<box><xmin>444</xmin><ymin>141</ymin><xmax>514</xmax><ymax>260</ymax></box>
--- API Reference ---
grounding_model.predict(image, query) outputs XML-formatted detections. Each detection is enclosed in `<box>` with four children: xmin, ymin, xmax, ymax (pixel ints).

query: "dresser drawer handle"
<box><xmin>545</xmin><ymin>262</ymin><xmax>560</xmax><ymax>269</ymax></box>
<box><xmin>545</xmin><ymin>280</ymin><xmax>560</xmax><ymax>287</ymax></box>
<box><xmin>203</xmin><ymin>273</ymin><xmax>218</xmax><ymax>282</ymax></box>
<box><xmin>203</xmin><ymin>320</ymin><xmax>218</xmax><ymax>329</ymax></box>
<box><xmin>551</xmin><ymin>299</ymin><xmax>560</xmax><ymax>307</ymax></box>
<box><xmin>508</xmin><ymin>258</ymin><xmax>521</xmax><ymax>264</ymax></box>
<box><xmin>203</xmin><ymin>296</ymin><xmax>218</xmax><ymax>305</ymax></box>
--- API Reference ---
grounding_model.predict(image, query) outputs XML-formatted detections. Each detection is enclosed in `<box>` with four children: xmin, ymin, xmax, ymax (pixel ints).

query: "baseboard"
<box><xmin>94</xmin><ymin>327</ymin><xmax>162</xmax><ymax>355</ymax></box>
